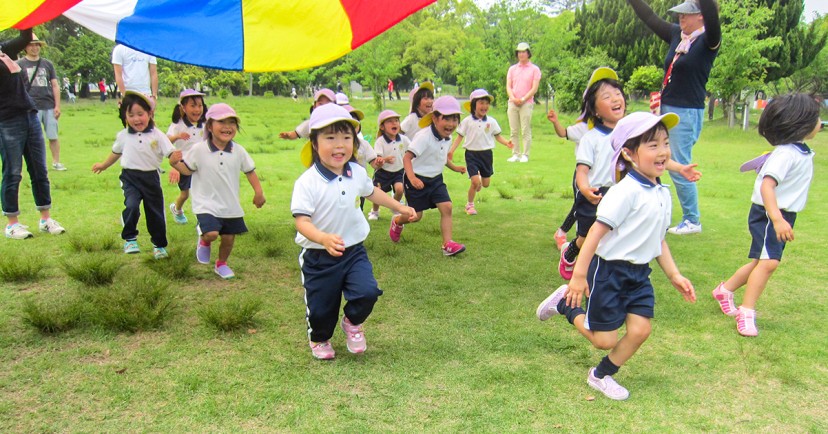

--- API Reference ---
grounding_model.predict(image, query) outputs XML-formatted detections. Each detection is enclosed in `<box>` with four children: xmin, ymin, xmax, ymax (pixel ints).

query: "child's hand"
<box><xmin>455</xmin><ymin>165</ymin><xmax>467</xmax><ymax>175</ymax></box>
<box><xmin>253</xmin><ymin>192</ymin><xmax>266</xmax><ymax>208</ymax></box>
<box><xmin>566</xmin><ymin>277</ymin><xmax>590</xmax><ymax>308</ymax></box>
<box><xmin>179</xmin><ymin>132</ymin><xmax>190</xmax><ymax>141</ymax></box>
<box><xmin>91</xmin><ymin>163</ymin><xmax>106</xmax><ymax>174</ymax></box>
<box><xmin>547</xmin><ymin>109</ymin><xmax>558</xmax><ymax>123</ymax></box>
<box><xmin>409</xmin><ymin>176</ymin><xmax>424</xmax><ymax>190</ymax></box>
<box><xmin>320</xmin><ymin>233</ymin><xmax>346</xmax><ymax>256</ymax></box>
<box><xmin>773</xmin><ymin>218</ymin><xmax>794</xmax><ymax>242</ymax></box>
<box><xmin>679</xmin><ymin>163</ymin><xmax>702</xmax><ymax>182</ymax></box>
<box><xmin>278</xmin><ymin>131</ymin><xmax>292</xmax><ymax>139</ymax></box>
<box><xmin>169</xmin><ymin>150</ymin><xmax>183</xmax><ymax>165</ymax></box>
<box><xmin>169</xmin><ymin>168</ymin><xmax>180</xmax><ymax>184</ymax></box>
<box><xmin>384</xmin><ymin>155</ymin><xmax>396</xmax><ymax>164</ymax></box>
<box><xmin>505</xmin><ymin>141</ymin><xmax>514</xmax><ymax>149</ymax></box>
<box><xmin>397</xmin><ymin>206</ymin><xmax>416</xmax><ymax>221</ymax></box>
<box><xmin>670</xmin><ymin>273</ymin><xmax>696</xmax><ymax>303</ymax></box>
<box><xmin>583</xmin><ymin>187</ymin><xmax>603</xmax><ymax>205</ymax></box>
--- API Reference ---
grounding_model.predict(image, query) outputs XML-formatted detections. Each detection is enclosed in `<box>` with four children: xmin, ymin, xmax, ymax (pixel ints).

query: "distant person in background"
<box><xmin>387</xmin><ymin>78</ymin><xmax>394</xmax><ymax>100</ymax></box>
<box><xmin>98</xmin><ymin>78</ymin><xmax>107</xmax><ymax>102</ymax></box>
<box><xmin>63</xmin><ymin>77</ymin><xmax>76</xmax><ymax>103</ymax></box>
<box><xmin>112</xmin><ymin>44</ymin><xmax>158</xmax><ymax>102</ymax></box>
<box><xmin>17</xmin><ymin>34</ymin><xmax>66</xmax><ymax>171</ymax></box>
<box><xmin>628</xmin><ymin>0</ymin><xmax>721</xmax><ymax>235</ymax></box>
<box><xmin>506</xmin><ymin>42</ymin><xmax>541</xmax><ymax>163</ymax></box>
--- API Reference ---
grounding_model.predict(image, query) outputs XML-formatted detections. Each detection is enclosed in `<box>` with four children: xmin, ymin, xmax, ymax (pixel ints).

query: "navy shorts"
<box><xmin>196</xmin><ymin>214</ymin><xmax>248</xmax><ymax>235</ymax></box>
<box><xmin>748</xmin><ymin>203</ymin><xmax>797</xmax><ymax>261</ymax></box>
<box><xmin>574</xmin><ymin>186</ymin><xmax>610</xmax><ymax>237</ymax></box>
<box><xmin>465</xmin><ymin>149</ymin><xmax>494</xmax><ymax>178</ymax></box>
<box><xmin>584</xmin><ymin>256</ymin><xmax>655</xmax><ymax>331</ymax></box>
<box><xmin>404</xmin><ymin>173</ymin><xmax>451</xmax><ymax>212</ymax></box>
<box><xmin>373</xmin><ymin>169</ymin><xmax>404</xmax><ymax>193</ymax></box>
<box><xmin>178</xmin><ymin>173</ymin><xmax>192</xmax><ymax>191</ymax></box>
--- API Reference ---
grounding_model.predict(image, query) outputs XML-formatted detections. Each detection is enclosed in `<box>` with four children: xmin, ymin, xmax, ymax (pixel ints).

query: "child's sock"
<box><xmin>40</xmin><ymin>219</ymin><xmax>47</xmax><ymax>224</ymax></box>
<box><xmin>467</xmin><ymin>202</ymin><xmax>474</xmax><ymax>207</ymax></box>
<box><xmin>199</xmin><ymin>239</ymin><xmax>211</xmax><ymax>247</ymax></box>
<box><xmin>215</xmin><ymin>260</ymin><xmax>227</xmax><ymax>268</ymax></box>
<box><xmin>556</xmin><ymin>298</ymin><xmax>586</xmax><ymax>325</ymax></box>
<box><xmin>563</xmin><ymin>240</ymin><xmax>580</xmax><ymax>263</ymax></box>
<box><xmin>593</xmin><ymin>356</ymin><xmax>620</xmax><ymax>379</ymax></box>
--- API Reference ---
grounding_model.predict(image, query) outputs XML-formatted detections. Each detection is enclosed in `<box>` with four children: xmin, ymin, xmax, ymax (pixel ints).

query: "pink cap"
<box><xmin>377</xmin><ymin>109</ymin><xmax>400</xmax><ymax>126</ymax></box>
<box><xmin>418</xmin><ymin>96</ymin><xmax>462</xmax><ymax>128</ymax></box>
<box><xmin>123</xmin><ymin>90</ymin><xmax>155</xmax><ymax>111</ymax></box>
<box><xmin>335</xmin><ymin>92</ymin><xmax>349</xmax><ymax>105</ymax></box>
<box><xmin>179</xmin><ymin>89</ymin><xmax>205</xmax><ymax>103</ymax></box>
<box><xmin>408</xmin><ymin>81</ymin><xmax>436</xmax><ymax>112</ymax></box>
<box><xmin>205</xmin><ymin>103</ymin><xmax>239</xmax><ymax>122</ymax></box>
<box><xmin>342</xmin><ymin>104</ymin><xmax>364</xmax><ymax>121</ymax></box>
<box><xmin>609</xmin><ymin>112</ymin><xmax>679</xmax><ymax>182</ymax></box>
<box><xmin>464</xmin><ymin>89</ymin><xmax>493</xmax><ymax>112</ymax></box>
<box><xmin>309</xmin><ymin>103</ymin><xmax>361</xmax><ymax>131</ymax></box>
<box><xmin>313</xmin><ymin>88</ymin><xmax>335</xmax><ymax>104</ymax></box>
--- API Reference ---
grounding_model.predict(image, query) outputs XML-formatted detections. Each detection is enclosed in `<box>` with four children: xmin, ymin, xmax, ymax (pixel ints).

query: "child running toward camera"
<box><xmin>369</xmin><ymin>110</ymin><xmax>409</xmax><ymax>221</ymax></box>
<box><xmin>712</xmin><ymin>93</ymin><xmax>821</xmax><ymax>336</ymax></box>
<box><xmin>536</xmin><ymin>112</ymin><xmax>696</xmax><ymax>401</ymax></box>
<box><xmin>166</xmin><ymin>89</ymin><xmax>207</xmax><ymax>225</ymax></box>
<box><xmin>279</xmin><ymin>88</ymin><xmax>335</xmax><ymax>140</ymax></box>
<box><xmin>92</xmin><ymin>91</ymin><xmax>180</xmax><ymax>259</ymax></box>
<box><xmin>400</xmin><ymin>82</ymin><xmax>434</xmax><ymax>138</ymax></box>
<box><xmin>169</xmin><ymin>103</ymin><xmax>265</xmax><ymax>279</ymax></box>
<box><xmin>292</xmin><ymin>104</ymin><xmax>415</xmax><ymax>360</ymax></box>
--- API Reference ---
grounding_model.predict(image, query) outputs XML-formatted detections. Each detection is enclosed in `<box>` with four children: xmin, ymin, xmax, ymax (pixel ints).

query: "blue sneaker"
<box><xmin>124</xmin><ymin>240</ymin><xmax>140</xmax><ymax>254</ymax></box>
<box><xmin>153</xmin><ymin>247</ymin><xmax>169</xmax><ymax>260</ymax></box>
<box><xmin>214</xmin><ymin>264</ymin><xmax>235</xmax><ymax>279</ymax></box>
<box><xmin>169</xmin><ymin>203</ymin><xmax>188</xmax><ymax>224</ymax></box>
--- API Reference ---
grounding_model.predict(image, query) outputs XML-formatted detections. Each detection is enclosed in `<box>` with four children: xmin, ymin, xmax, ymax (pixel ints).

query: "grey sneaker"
<box><xmin>536</xmin><ymin>284</ymin><xmax>568</xmax><ymax>321</ymax></box>
<box><xmin>52</xmin><ymin>162</ymin><xmax>67</xmax><ymax>171</ymax></box>
<box><xmin>5</xmin><ymin>223</ymin><xmax>33</xmax><ymax>239</ymax></box>
<box><xmin>667</xmin><ymin>220</ymin><xmax>702</xmax><ymax>235</ymax></box>
<box><xmin>39</xmin><ymin>218</ymin><xmax>66</xmax><ymax>235</ymax></box>
<box><xmin>587</xmin><ymin>368</ymin><xmax>630</xmax><ymax>401</ymax></box>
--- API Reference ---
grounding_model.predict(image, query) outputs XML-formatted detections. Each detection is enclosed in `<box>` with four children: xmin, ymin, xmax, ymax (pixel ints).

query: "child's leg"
<box><xmin>436</xmin><ymin>201</ymin><xmax>453</xmax><ymax>244</ymax></box>
<box><xmin>217</xmin><ymin>234</ymin><xmax>235</xmax><ymax>263</ymax></box>
<box><xmin>143</xmin><ymin>182</ymin><xmax>167</xmax><ymax>248</ymax></box>
<box><xmin>480</xmin><ymin>177</ymin><xmax>490</xmax><ymax>189</ymax></box>
<box><xmin>393</xmin><ymin>182</ymin><xmax>404</xmax><ymax>202</ymax></box>
<box><xmin>741</xmin><ymin>259</ymin><xmax>779</xmax><ymax>309</ymax></box>
<box><xmin>467</xmin><ymin>176</ymin><xmax>481</xmax><ymax>203</ymax></box>
<box><xmin>394</xmin><ymin>210</ymin><xmax>422</xmax><ymax>225</ymax></box>
<box><xmin>201</xmin><ymin>230</ymin><xmax>219</xmax><ymax>244</ymax></box>
<box><xmin>174</xmin><ymin>189</ymin><xmax>189</xmax><ymax>211</ymax></box>
<box><xmin>119</xmin><ymin>173</ymin><xmax>142</xmax><ymax>241</ymax></box>
<box><xmin>723</xmin><ymin>259</ymin><xmax>759</xmax><ymax>292</ymax></box>
<box><xmin>342</xmin><ymin>245</ymin><xmax>382</xmax><ymax>326</ymax></box>
<box><xmin>605</xmin><ymin>314</ymin><xmax>651</xmax><ymax>367</ymax></box>
<box><xmin>301</xmin><ymin>249</ymin><xmax>344</xmax><ymax>343</ymax></box>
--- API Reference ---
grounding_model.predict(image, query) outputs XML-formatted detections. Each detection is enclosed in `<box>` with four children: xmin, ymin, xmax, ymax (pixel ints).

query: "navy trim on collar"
<box><xmin>471</xmin><ymin>114</ymin><xmax>488</xmax><ymax>121</ymax></box>
<box><xmin>791</xmin><ymin>142</ymin><xmax>812</xmax><ymax>154</ymax></box>
<box><xmin>593</xmin><ymin>123</ymin><xmax>613</xmax><ymax>135</ymax></box>
<box><xmin>208</xmin><ymin>139</ymin><xmax>234</xmax><ymax>153</ymax></box>
<box><xmin>313</xmin><ymin>161</ymin><xmax>354</xmax><ymax>182</ymax></box>
<box><xmin>627</xmin><ymin>169</ymin><xmax>662</xmax><ymax>188</ymax></box>
<box><xmin>430</xmin><ymin>124</ymin><xmax>450</xmax><ymax>141</ymax></box>
<box><xmin>382</xmin><ymin>133</ymin><xmax>401</xmax><ymax>143</ymax></box>
<box><xmin>182</xmin><ymin>117</ymin><xmax>203</xmax><ymax>128</ymax></box>
<box><xmin>127</xmin><ymin>126</ymin><xmax>154</xmax><ymax>134</ymax></box>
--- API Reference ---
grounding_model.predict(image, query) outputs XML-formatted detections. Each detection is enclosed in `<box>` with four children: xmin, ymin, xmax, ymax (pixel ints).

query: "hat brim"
<box><xmin>300</xmin><ymin>141</ymin><xmax>313</xmax><ymax>168</ymax></box>
<box><xmin>418</xmin><ymin>113</ymin><xmax>435</xmax><ymax>129</ymax></box>
<box><xmin>610</xmin><ymin>112</ymin><xmax>680</xmax><ymax>182</ymax></box>
<box><xmin>124</xmin><ymin>91</ymin><xmax>154</xmax><ymax>111</ymax></box>
<box><xmin>179</xmin><ymin>92</ymin><xmax>205</xmax><ymax>104</ymax></box>
<box><xmin>588</xmin><ymin>67</ymin><xmax>619</xmax><ymax>88</ymax></box>
<box><xmin>739</xmin><ymin>152</ymin><xmax>772</xmax><ymax>173</ymax></box>
<box><xmin>463</xmin><ymin>95</ymin><xmax>494</xmax><ymax>112</ymax></box>
<box><xmin>669</xmin><ymin>3</ymin><xmax>701</xmax><ymax>14</ymax></box>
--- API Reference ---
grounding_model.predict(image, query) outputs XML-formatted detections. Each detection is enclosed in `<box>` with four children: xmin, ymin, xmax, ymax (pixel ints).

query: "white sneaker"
<box><xmin>519</xmin><ymin>155</ymin><xmax>529</xmax><ymax>163</ymax></box>
<box><xmin>5</xmin><ymin>223</ymin><xmax>33</xmax><ymax>239</ymax></box>
<box><xmin>587</xmin><ymin>368</ymin><xmax>630</xmax><ymax>401</ymax></box>
<box><xmin>507</xmin><ymin>155</ymin><xmax>520</xmax><ymax>162</ymax></box>
<box><xmin>52</xmin><ymin>163</ymin><xmax>67</xmax><ymax>171</ymax></box>
<box><xmin>39</xmin><ymin>218</ymin><xmax>66</xmax><ymax>235</ymax></box>
<box><xmin>667</xmin><ymin>220</ymin><xmax>702</xmax><ymax>235</ymax></box>
<box><xmin>368</xmin><ymin>210</ymin><xmax>380</xmax><ymax>220</ymax></box>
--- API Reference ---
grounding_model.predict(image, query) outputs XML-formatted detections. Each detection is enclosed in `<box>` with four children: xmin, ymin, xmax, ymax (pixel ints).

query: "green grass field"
<box><xmin>1</xmin><ymin>95</ymin><xmax>826</xmax><ymax>432</ymax></box>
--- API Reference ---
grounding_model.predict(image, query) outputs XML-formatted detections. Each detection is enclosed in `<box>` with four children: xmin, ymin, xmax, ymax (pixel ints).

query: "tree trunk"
<box><xmin>727</xmin><ymin>94</ymin><xmax>737</xmax><ymax>128</ymax></box>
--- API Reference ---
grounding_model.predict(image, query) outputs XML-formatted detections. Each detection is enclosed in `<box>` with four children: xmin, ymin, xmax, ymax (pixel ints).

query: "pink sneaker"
<box><xmin>587</xmin><ymin>368</ymin><xmax>629</xmax><ymax>401</ymax></box>
<box><xmin>465</xmin><ymin>203</ymin><xmax>477</xmax><ymax>215</ymax></box>
<box><xmin>559</xmin><ymin>242</ymin><xmax>575</xmax><ymax>280</ymax></box>
<box><xmin>341</xmin><ymin>317</ymin><xmax>367</xmax><ymax>354</ymax></box>
<box><xmin>736</xmin><ymin>307</ymin><xmax>758</xmax><ymax>337</ymax></box>
<box><xmin>389</xmin><ymin>217</ymin><xmax>404</xmax><ymax>243</ymax></box>
<box><xmin>309</xmin><ymin>340</ymin><xmax>336</xmax><ymax>360</ymax></box>
<box><xmin>554</xmin><ymin>228</ymin><xmax>567</xmax><ymax>251</ymax></box>
<box><xmin>536</xmin><ymin>284</ymin><xmax>568</xmax><ymax>321</ymax></box>
<box><xmin>442</xmin><ymin>240</ymin><xmax>466</xmax><ymax>256</ymax></box>
<box><xmin>712</xmin><ymin>282</ymin><xmax>739</xmax><ymax>316</ymax></box>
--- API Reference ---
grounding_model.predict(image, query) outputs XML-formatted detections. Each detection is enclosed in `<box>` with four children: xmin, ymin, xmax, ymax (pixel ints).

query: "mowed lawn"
<box><xmin>0</xmin><ymin>95</ymin><xmax>826</xmax><ymax>432</ymax></box>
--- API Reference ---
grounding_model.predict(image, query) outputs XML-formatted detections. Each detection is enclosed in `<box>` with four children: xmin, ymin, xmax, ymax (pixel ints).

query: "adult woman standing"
<box><xmin>0</xmin><ymin>29</ymin><xmax>65</xmax><ymax>239</ymax></box>
<box><xmin>506</xmin><ymin>42</ymin><xmax>541</xmax><ymax>163</ymax></box>
<box><xmin>628</xmin><ymin>0</ymin><xmax>720</xmax><ymax>235</ymax></box>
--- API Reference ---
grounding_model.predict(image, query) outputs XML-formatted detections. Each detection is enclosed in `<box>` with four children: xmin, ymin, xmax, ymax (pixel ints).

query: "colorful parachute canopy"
<box><xmin>4</xmin><ymin>0</ymin><xmax>435</xmax><ymax>72</ymax></box>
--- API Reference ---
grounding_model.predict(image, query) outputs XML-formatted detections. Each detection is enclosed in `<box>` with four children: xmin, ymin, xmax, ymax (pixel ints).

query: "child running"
<box><xmin>400</xmin><ymin>82</ymin><xmax>434</xmax><ymax>138</ymax></box>
<box><xmin>279</xmin><ymin>88</ymin><xmax>335</xmax><ymax>140</ymax></box>
<box><xmin>169</xmin><ymin>103</ymin><xmax>265</xmax><ymax>279</ymax></box>
<box><xmin>92</xmin><ymin>91</ymin><xmax>180</xmax><ymax>259</ymax></box>
<box><xmin>448</xmin><ymin>89</ymin><xmax>513</xmax><ymax>215</ymax></box>
<box><xmin>712</xmin><ymin>93</ymin><xmax>820</xmax><ymax>336</ymax></box>
<box><xmin>291</xmin><ymin>104</ymin><xmax>415</xmax><ymax>360</ymax></box>
<box><xmin>167</xmin><ymin>89</ymin><xmax>207</xmax><ymax>224</ymax></box>
<box><xmin>369</xmin><ymin>110</ymin><xmax>409</xmax><ymax>220</ymax></box>
<box><xmin>536</xmin><ymin>111</ymin><xmax>696</xmax><ymax>401</ymax></box>
<box><xmin>390</xmin><ymin>95</ymin><xmax>467</xmax><ymax>256</ymax></box>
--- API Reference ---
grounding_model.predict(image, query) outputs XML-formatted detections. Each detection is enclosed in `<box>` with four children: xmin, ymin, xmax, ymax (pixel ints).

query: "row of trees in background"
<box><xmin>2</xmin><ymin>0</ymin><xmax>825</xmax><ymax>126</ymax></box>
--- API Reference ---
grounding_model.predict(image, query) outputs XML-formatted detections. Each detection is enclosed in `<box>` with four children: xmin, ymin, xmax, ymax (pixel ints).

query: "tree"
<box><xmin>758</xmin><ymin>0</ymin><xmax>827</xmax><ymax>82</ymax></box>
<box><xmin>770</xmin><ymin>16</ymin><xmax>828</xmax><ymax>95</ymax></box>
<box><xmin>625</xmin><ymin>65</ymin><xmax>662</xmax><ymax>100</ymax></box>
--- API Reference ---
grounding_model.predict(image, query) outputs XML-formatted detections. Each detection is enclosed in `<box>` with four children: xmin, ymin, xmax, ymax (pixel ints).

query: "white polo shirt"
<box><xmin>375</xmin><ymin>133</ymin><xmax>409</xmax><ymax>172</ymax></box>
<box><xmin>111</xmin><ymin>44</ymin><xmax>157</xmax><ymax>96</ymax></box>
<box><xmin>355</xmin><ymin>137</ymin><xmax>377</xmax><ymax>169</ymax></box>
<box><xmin>112</xmin><ymin>127</ymin><xmax>174</xmax><ymax>171</ymax></box>
<box><xmin>295</xmin><ymin>120</ymin><xmax>311</xmax><ymax>139</ymax></box>
<box><xmin>166</xmin><ymin>119</ymin><xmax>204</xmax><ymax>153</ymax></box>
<box><xmin>456</xmin><ymin>115</ymin><xmax>502</xmax><ymax>151</ymax></box>
<box><xmin>408</xmin><ymin>125</ymin><xmax>451</xmax><ymax>178</ymax></box>
<box><xmin>751</xmin><ymin>143</ymin><xmax>814</xmax><ymax>213</ymax></box>
<box><xmin>401</xmin><ymin>112</ymin><xmax>424</xmax><ymax>137</ymax></box>
<box><xmin>575</xmin><ymin>124</ymin><xmax>615</xmax><ymax>188</ymax></box>
<box><xmin>566</xmin><ymin>122</ymin><xmax>589</xmax><ymax>151</ymax></box>
<box><xmin>595</xmin><ymin>170</ymin><xmax>672</xmax><ymax>264</ymax></box>
<box><xmin>291</xmin><ymin>162</ymin><xmax>374</xmax><ymax>249</ymax></box>
<box><xmin>183</xmin><ymin>140</ymin><xmax>256</xmax><ymax>218</ymax></box>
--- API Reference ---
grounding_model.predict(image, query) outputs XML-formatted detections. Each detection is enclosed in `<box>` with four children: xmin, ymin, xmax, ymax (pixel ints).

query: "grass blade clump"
<box><xmin>197</xmin><ymin>294</ymin><xmax>263</xmax><ymax>332</ymax></box>
<box><xmin>0</xmin><ymin>254</ymin><xmax>46</xmax><ymax>283</ymax></box>
<box><xmin>88</xmin><ymin>275</ymin><xmax>176</xmax><ymax>333</ymax></box>
<box><xmin>62</xmin><ymin>254</ymin><xmax>122</xmax><ymax>286</ymax></box>
<box><xmin>144</xmin><ymin>250</ymin><xmax>195</xmax><ymax>281</ymax></box>
<box><xmin>67</xmin><ymin>233</ymin><xmax>118</xmax><ymax>253</ymax></box>
<box><xmin>21</xmin><ymin>294</ymin><xmax>81</xmax><ymax>334</ymax></box>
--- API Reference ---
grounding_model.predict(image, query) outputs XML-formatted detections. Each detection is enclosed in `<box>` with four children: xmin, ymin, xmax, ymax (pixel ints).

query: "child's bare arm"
<box><xmin>245</xmin><ymin>170</ymin><xmax>266</xmax><ymax>208</ymax></box>
<box><xmin>295</xmin><ymin>216</ymin><xmax>344</xmax><ymax>257</ymax></box>
<box><xmin>448</xmin><ymin>135</ymin><xmax>463</xmax><ymax>161</ymax></box>
<box><xmin>760</xmin><ymin>176</ymin><xmax>793</xmax><ymax>242</ymax></box>
<box><xmin>656</xmin><ymin>240</ymin><xmax>696</xmax><ymax>302</ymax></box>
<box><xmin>403</xmin><ymin>151</ymin><xmax>423</xmax><ymax>189</ymax></box>
<box><xmin>546</xmin><ymin>109</ymin><xmax>567</xmax><ymax>138</ymax></box>
<box><xmin>666</xmin><ymin>159</ymin><xmax>702</xmax><ymax>182</ymax></box>
<box><xmin>495</xmin><ymin>134</ymin><xmax>514</xmax><ymax>149</ymax></box>
<box><xmin>575</xmin><ymin>164</ymin><xmax>602</xmax><ymax>204</ymax></box>
<box><xmin>367</xmin><ymin>187</ymin><xmax>415</xmax><ymax>219</ymax></box>
<box><xmin>170</xmin><ymin>160</ymin><xmax>193</xmax><ymax>176</ymax></box>
<box><xmin>567</xmin><ymin>222</ymin><xmax>611</xmax><ymax>308</ymax></box>
<box><xmin>92</xmin><ymin>153</ymin><xmax>121</xmax><ymax>173</ymax></box>
<box><xmin>446</xmin><ymin>159</ymin><xmax>466</xmax><ymax>174</ymax></box>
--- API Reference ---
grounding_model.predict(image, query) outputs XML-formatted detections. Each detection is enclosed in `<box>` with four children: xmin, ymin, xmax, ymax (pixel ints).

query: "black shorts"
<box><xmin>584</xmin><ymin>256</ymin><xmax>655</xmax><ymax>331</ymax></box>
<box><xmin>178</xmin><ymin>173</ymin><xmax>192</xmax><ymax>191</ymax></box>
<box><xmin>465</xmin><ymin>149</ymin><xmax>494</xmax><ymax>178</ymax></box>
<box><xmin>373</xmin><ymin>169</ymin><xmax>404</xmax><ymax>193</ymax></box>
<box><xmin>574</xmin><ymin>186</ymin><xmax>611</xmax><ymax>237</ymax></box>
<box><xmin>196</xmin><ymin>214</ymin><xmax>248</xmax><ymax>235</ymax></box>
<box><xmin>404</xmin><ymin>173</ymin><xmax>451</xmax><ymax>212</ymax></box>
<box><xmin>748</xmin><ymin>203</ymin><xmax>796</xmax><ymax>261</ymax></box>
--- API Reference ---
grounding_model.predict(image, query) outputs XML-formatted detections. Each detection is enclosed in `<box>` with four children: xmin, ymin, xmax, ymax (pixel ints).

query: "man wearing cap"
<box><xmin>506</xmin><ymin>42</ymin><xmax>542</xmax><ymax>163</ymax></box>
<box><xmin>628</xmin><ymin>0</ymin><xmax>721</xmax><ymax>235</ymax></box>
<box><xmin>112</xmin><ymin>44</ymin><xmax>158</xmax><ymax>101</ymax></box>
<box><xmin>17</xmin><ymin>34</ymin><xmax>65</xmax><ymax>171</ymax></box>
